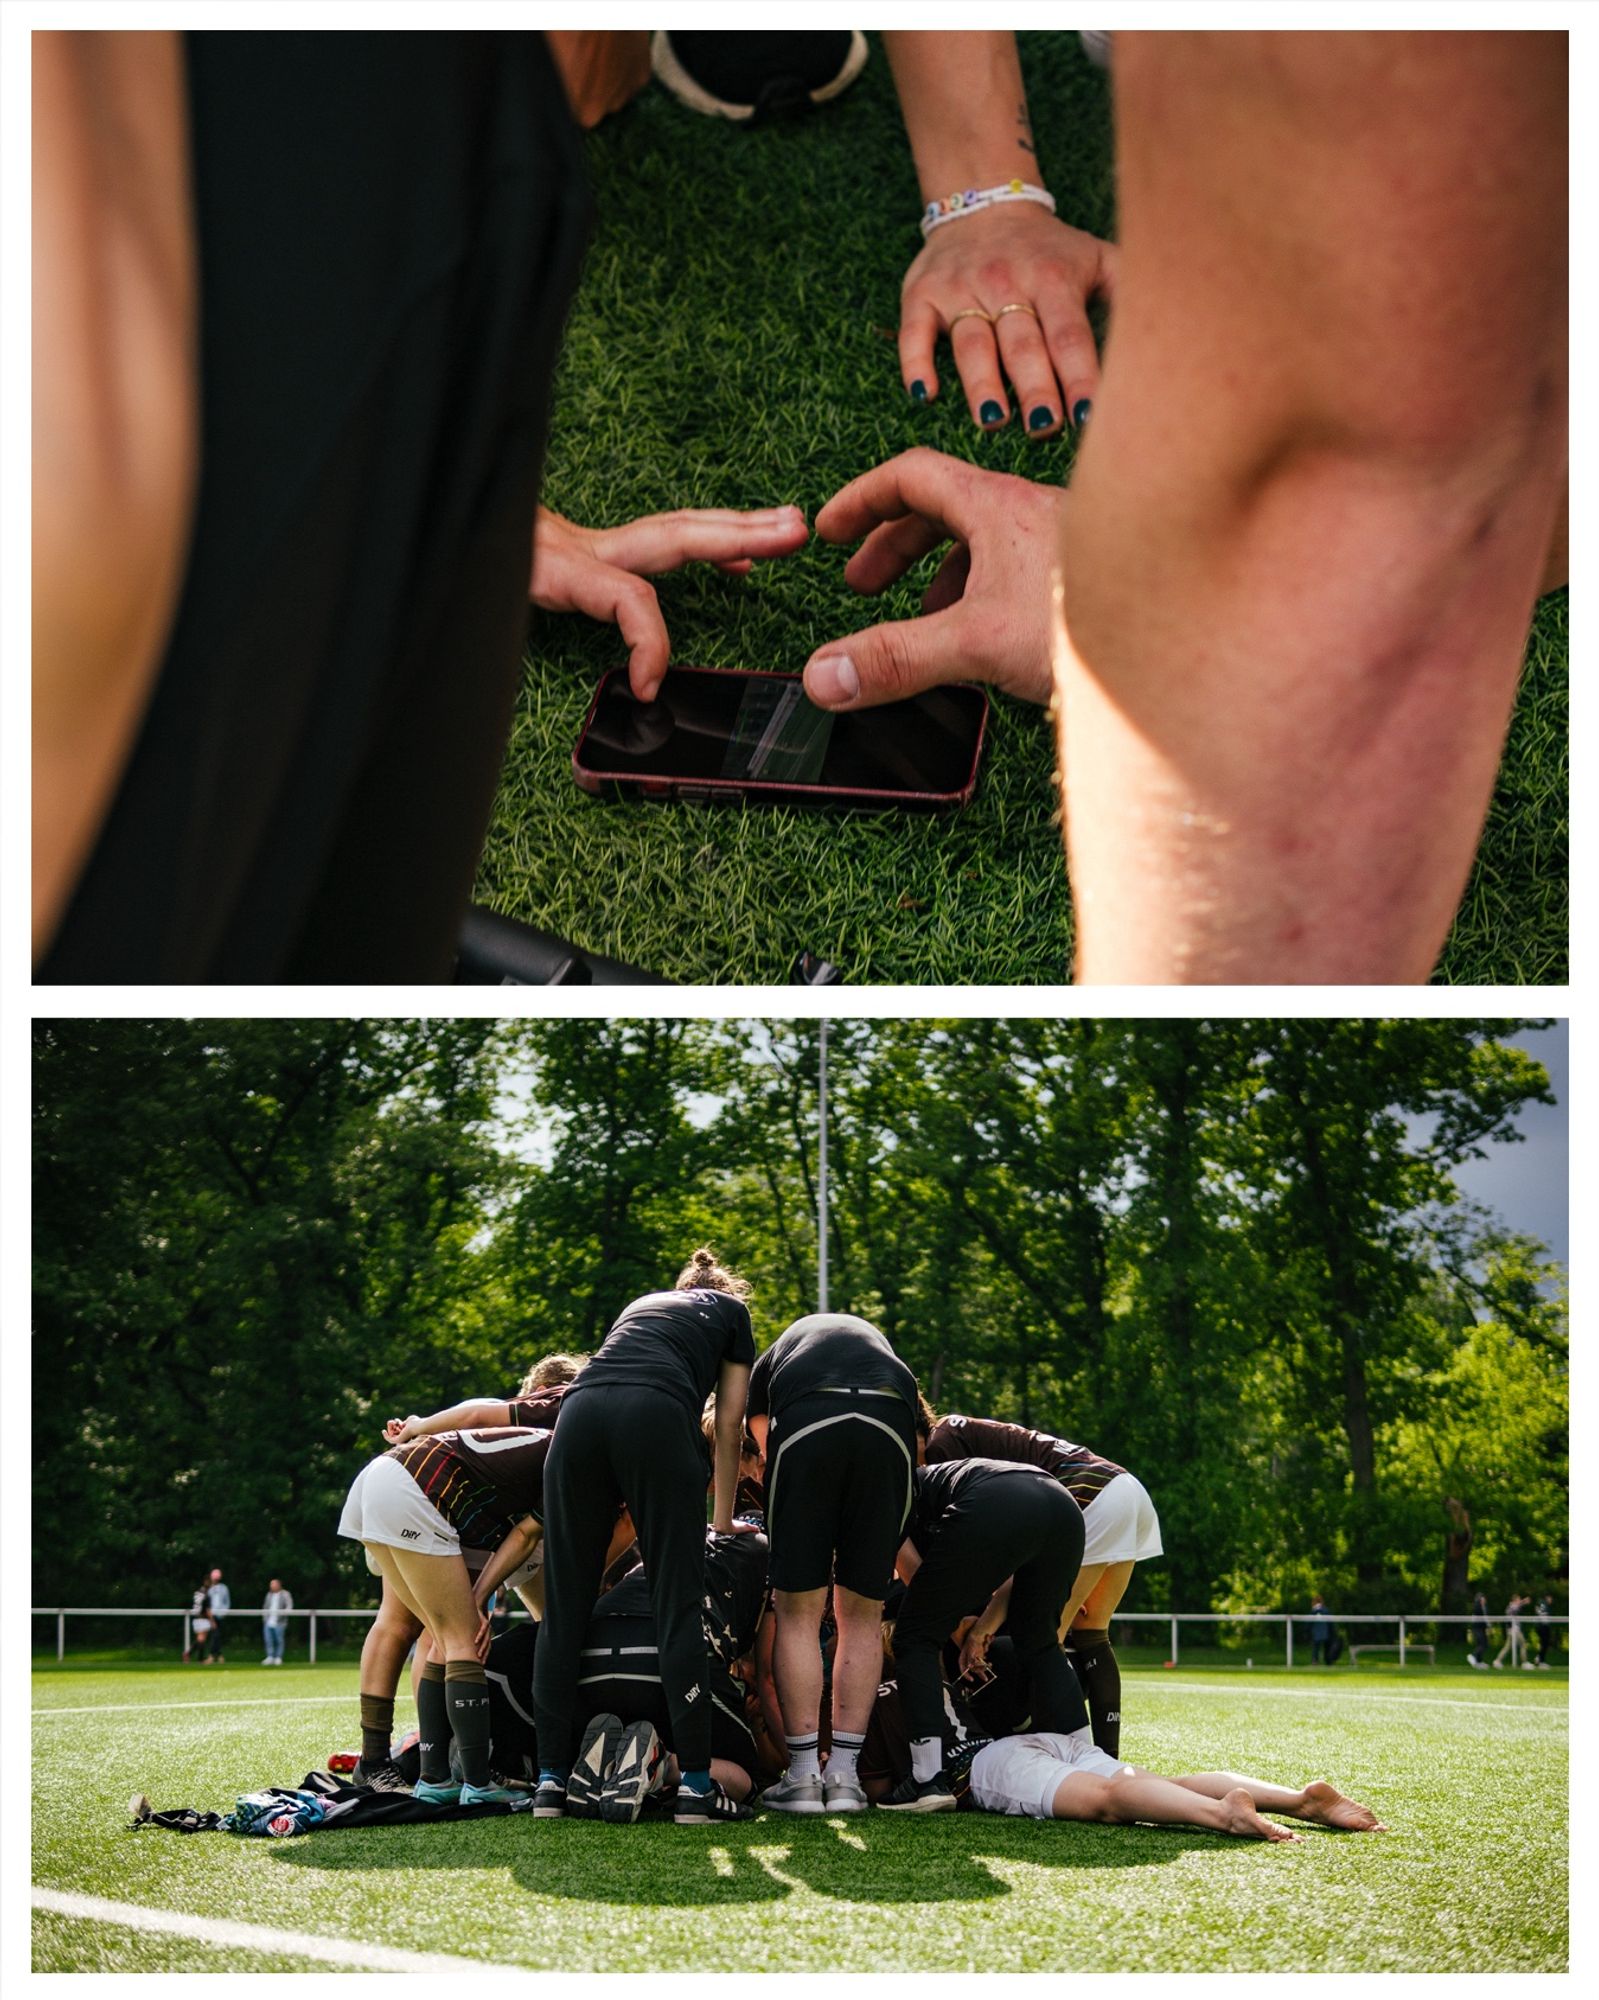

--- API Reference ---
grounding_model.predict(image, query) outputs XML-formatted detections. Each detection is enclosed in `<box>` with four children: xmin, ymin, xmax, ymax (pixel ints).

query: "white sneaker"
<box><xmin>760</xmin><ymin>1769</ymin><xmax>825</xmax><ymax>1814</ymax></box>
<box><xmin>823</xmin><ymin>1771</ymin><xmax>868</xmax><ymax>1813</ymax></box>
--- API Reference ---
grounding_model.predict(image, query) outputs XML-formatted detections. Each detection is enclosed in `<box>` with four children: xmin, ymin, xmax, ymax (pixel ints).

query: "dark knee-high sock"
<box><xmin>1066</xmin><ymin>1628</ymin><xmax>1122</xmax><ymax>1758</ymax></box>
<box><xmin>359</xmin><ymin>1693</ymin><xmax>396</xmax><ymax>1767</ymax></box>
<box><xmin>416</xmin><ymin>1660</ymin><xmax>451</xmax><ymax>1782</ymax></box>
<box><xmin>445</xmin><ymin>1660</ymin><xmax>493</xmax><ymax>1788</ymax></box>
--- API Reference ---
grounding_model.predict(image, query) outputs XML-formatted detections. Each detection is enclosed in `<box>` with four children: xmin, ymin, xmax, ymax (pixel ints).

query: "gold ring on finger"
<box><xmin>946</xmin><ymin>307</ymin><xmax>994</xmax><ymax>331</ymax></box>
<box><xmin>994</xmin><ymin>302</ymin><xmax>1041</xmax><ymax>322</ymax></box>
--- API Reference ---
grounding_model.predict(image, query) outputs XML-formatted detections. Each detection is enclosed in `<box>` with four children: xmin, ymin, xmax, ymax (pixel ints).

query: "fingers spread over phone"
<box><xmin>556</xmin><ymin>562</ymin><xmax>671</xmax><ymax>701</ymax></box>
<box><xmin>589</xmin><ymin>505</ymin><xmax>807</xmax><ymax>574</ymax></box>
<box><xmin>804</xmin><ymin>605</ymin><xmax>968</xmax><ymax>712</ymax></box>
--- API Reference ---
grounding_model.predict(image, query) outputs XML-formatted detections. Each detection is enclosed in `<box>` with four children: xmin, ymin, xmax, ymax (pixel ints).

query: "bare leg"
<box><xmin>771</xmin><ymin>1587</ymin><xmax>828</xmax><ymax>1739</ymax></box>
<box><xmin>1051</xmin><ymin>1769</ymin><xmax>1302</xmax><ymax>1842</ymax></box>
<box><xmin>360</xmin><ymin>1582</ymin><xmax>422</xmax><ymax>1703</ymax></box>
<box><xmin>1056</xmin><ymin>1560</ymin><xmax>1109</xmax><ymax>1642</ymax></box>
<box><xmin>1167</xmin><ymin>1770</ymin><xmax>1385</xmax><ymax>1832</ymax></box>
<box><xmin>1074</xmin><ymin>1560</ymin><xmax>1135</xmax><ymax>1631</ymax></box>
<box><xmin>830</xmin><ymin>1586</ymin><xmax>887</xmax><ymax>1736</ymax></box>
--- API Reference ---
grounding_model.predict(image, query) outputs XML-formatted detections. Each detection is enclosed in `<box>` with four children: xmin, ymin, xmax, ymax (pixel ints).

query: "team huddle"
<box><xmin>338</xmin><ymin>1251</ymin><xmax>1384</xmax><ymax>1840</ymax></box>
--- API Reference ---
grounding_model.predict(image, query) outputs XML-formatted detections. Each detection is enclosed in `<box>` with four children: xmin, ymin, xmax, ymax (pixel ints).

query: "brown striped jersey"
<box><xmin>923</xmin><ymin>1414</ymin><xmax>1126</xmax><ymax>1510</ymax></box>
<box><xmin>388</xmin><ymin>1425</ymin><xmax>554</xmax><ymax>1551</ymax></box>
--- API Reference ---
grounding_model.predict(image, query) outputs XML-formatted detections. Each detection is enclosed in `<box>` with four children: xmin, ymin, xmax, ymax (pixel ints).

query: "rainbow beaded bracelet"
<box><xmin>920</xmin><ymin>179</ymin><xmax>1057</xmax><ymax>238</ymax></box>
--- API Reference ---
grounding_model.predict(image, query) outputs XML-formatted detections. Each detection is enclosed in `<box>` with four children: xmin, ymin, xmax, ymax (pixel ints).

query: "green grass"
<box><xmin>474</xmin><ymin>32</ymin><xmax>1568</xmax><ymax>985</ymax></box>
<box><xmin>32</xmin><ymin>1658</ymin><xmax>1567</xmax><ymax>1972</ymax></box>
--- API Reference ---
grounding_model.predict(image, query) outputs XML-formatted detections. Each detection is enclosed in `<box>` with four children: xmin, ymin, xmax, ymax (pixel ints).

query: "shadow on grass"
<box><xmin>269</xmin><ymin>1810</ymin><xmax>1219</xmax><ymax>1909</ymax></box>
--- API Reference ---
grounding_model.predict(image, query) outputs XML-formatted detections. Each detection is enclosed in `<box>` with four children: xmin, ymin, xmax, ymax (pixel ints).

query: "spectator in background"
<box><xmin>1467</xmin><ymin>1590</ymin><xmax>1491</xmax><ymax>1669</ymax></box>
<box><xmin>1534</xmin><ymin>1595</ymin><xmax>1556</xmax><ymax>1670</ymax></box>
<box><xmin>203</xmin><ymin>1567</ymin><xmax>231</xmax><ymax>1664</ymax></box>
<box><xmin>1493</xmin><ymin>1592</ymin><xmax>1531</xmax><ymax>1670</ymax></box>
<box><xmin>1308</xmin><ymin>1595</ymin><xmax>1333</xmax><ymax>1666</ymax></box>
<box><xmin>184</xmin><ymin>1578</ymin><xmax>211</xmax><ymax>1664</ymax></box>
<box><xmin>261</xmin><ymin>1578</ymin><xmax>293</xmax><ymax>1666</ymax></box>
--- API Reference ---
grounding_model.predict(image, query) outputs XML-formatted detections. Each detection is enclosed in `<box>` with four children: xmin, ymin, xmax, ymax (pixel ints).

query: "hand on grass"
<box><xmin>530</xmin><ymin>504</ymin><xmax>810</xmax><ymax>702</ymax></box>
<box><xmin>901</xmin><ymin>205</ymin><xmax>1115</xmax><ymax>435</ymax></box>
<box><xmin>804</xmin><ymin>449</ymin><xmax>1063</xmax><ymax>711</ymax></box>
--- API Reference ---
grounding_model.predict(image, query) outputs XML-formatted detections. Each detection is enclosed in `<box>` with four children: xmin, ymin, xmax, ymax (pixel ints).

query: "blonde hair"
<box><xmin>675</xmin><ymin>1246</ymin><xmax>752</xmax><ymax>1302</ymax></box>
<box><xmin>517</xmin><ymin>1351</ymin><xmax>588</xmax><ymax>1397</ymax></box>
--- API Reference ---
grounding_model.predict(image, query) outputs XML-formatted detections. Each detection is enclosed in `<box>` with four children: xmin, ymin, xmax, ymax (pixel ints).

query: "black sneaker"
<box><xmin>651</xmin><ymin>31</ymin><xmax>868</xmax><ymax>126</ymax></box>
<box><xmin>352</xmin><ymin>1758</ymin><xmax>413</xmax><ymax>1795</ymax></box>
<box><xmin>674</xmin><ymin>1778</ymin><xmax>755</xmax><ymax>1825</ymax></box>
<box><xmin>567</xmin><ymin>1713</ymin><xmax>622</xmax><ymax>1821</ymax></box>
<box><xmin>942</xmin><ymin>1737</ymin><xmax>994</xmax><ymax>1807</ymax></box>
<box><xmin>533</xmin><ymin>1775</ymin><xmax>568</xmax><ymax>1819</ymax></box>
<box><xmin>876</xmin><ymin>1769</ymin><xmax>957</xmax><ymax>1813</ymax></box>
<box><xmin>603</xmin><ymin>1720</ymin><xmax>667</xmax><ymax>1824</ymax></box>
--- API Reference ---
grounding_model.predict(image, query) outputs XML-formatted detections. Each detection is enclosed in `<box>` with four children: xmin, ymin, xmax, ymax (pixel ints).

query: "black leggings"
<box><xmin>895</xmin><ymin>1474</ymin><xmax>1087</xmax><ymax>1748</ymax></box>
<box><xmin>579</xmin><ymin>1612</ymin><xmax>757</xmax><ymax>1789</ymax></box>
<box><xmin>40</xmin><ymin>31</ymin><xmax>590</xmax><ymax>983</ymax></box>
<box><xmin>534</xmin><ymin>1388</ymin><xmax>717</xmax><ymax>1772</ymax></box>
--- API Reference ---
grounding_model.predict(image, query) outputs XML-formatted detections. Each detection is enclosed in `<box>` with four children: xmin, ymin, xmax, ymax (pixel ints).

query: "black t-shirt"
<box><xmin>569</xmin><ymin>1288</ymin><xmax>755</xmax><ymax>1418</ymax></box>
<box><xmin>925</xmin><ymin>1414</ymin><xmax>1125</xmax><ymax>1508</ymax></box>
<box><xmin>746</xmin><ymin>1313</ymin><xmax>918</xmax><ymax>1421</ymax></box>
<box><xmin>905</xmin><ymin>1458</ymin><xmax>1058</xmax><ymax>1555</ymax></box>
<box><xmin>389</xmin><ymin>1426</ymin><xmax>553</xmax><ymax>1548</ymax></box>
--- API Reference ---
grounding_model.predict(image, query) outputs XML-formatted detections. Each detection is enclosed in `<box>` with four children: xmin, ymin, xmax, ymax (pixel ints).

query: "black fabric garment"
<box><xmin>924</xmin><ymin>1415</ymin><xmax>1127</xmax><ymax>1510</ymax></box>
<box><xmin>1064</xmin><ymin>1627</ymin><xmax>1122</xmax><ymax>1758</ymax></box>
<box><xmin>40</xmin><ymin>30</ymin><xmax>591</xmax><ymax>983</ymax></box>
<box><xmin>746</xmin><ymin>1314</ymin><xmax>919</xmax><ymax>1420</ymax></box>
<box><xmin>763</xmin><ymin>1388</ymin><xmax>915</xmax><ymax>1598</ymax></box>
<box><xmin>568</xmin><ymin>1288</ymin><xmax>755</xmax><ymax>1419</ymax></box>
<box><xmin>482</xmin><ymin>1621</ymin><xmax>540</xmax><ymax>1776</ymax></box>
<box><xmin>896</xmin><ymin>1461</ymin><xmax>1087</xmax><ymax>1748</ymax></box>
<box><xmin>136</xmin><ymin>1770</ymin><xmax>527</xmax><ymax>1834</ymax></box>
<box><xmin>859</xmin><ymin>1638</ymin><xmax>1032</xmax><ymax>1808</ymax></box>
<box><xmin>508</xmin><ymin>1385</ymin><xmax>570</xmax><ymax>1428</ymax></box>
<box><xmin>534</xmin><ymin>1386</ymin><xmax>719</xmax><ymax>1771</ymax></box>
<box><xmin>577</xmin><ymin>1610</ymin><xmax>758</xmax><ymax>1785</ymax></box>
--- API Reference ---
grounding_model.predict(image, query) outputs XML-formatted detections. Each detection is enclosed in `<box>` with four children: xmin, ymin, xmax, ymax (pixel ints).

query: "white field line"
<box><xmin>32</xmin><ymin>1887</ymin><xmax>516</xmax><ymax>1974</ymax></box>
<box><xmin>1146</xmin><ymin>1679</ymin><xmax>1567</xmax><ymax>1718</ymax></box>
<box><xmin>33</xmin><ymin>1693</ymin><xmax>360</xmax><ymax>1719</ymax></box>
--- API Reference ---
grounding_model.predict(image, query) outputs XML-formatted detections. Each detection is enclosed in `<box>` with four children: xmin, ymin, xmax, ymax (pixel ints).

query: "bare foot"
<box><xmin>1297</xmin><ymin>1780</ymin><xmax>1387</xmax><ymax>1832</ymax></box>
<box><xmin>1217</xmin><ymin>1786</ymin><xmax>1303</xmax><ymax>1842</ymax></box>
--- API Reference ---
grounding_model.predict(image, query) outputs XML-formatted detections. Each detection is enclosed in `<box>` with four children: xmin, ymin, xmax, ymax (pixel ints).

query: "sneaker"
<box><xmin>567</xmin><ymin>1713</ymin><xmax>622</xmax><ymax>1821</ymax></box>
<box><xmin>822</xmin><ymin>1771</ymin><xmax>868</xmax><ymax>1813</ymax></box>
<box><xmin>603</xmin><ymin>1720</ymin><xmax>666</xmax><ymax>1824</ymax></box>
<box><xmin>533</xmin><ymin>1775</ymin><xmax>568</xmax><ymax>1819</ymax></box>
<box><xmin>651</xmin><ymin>31</ymin><xmax>868</xmax><ymax>126</ymax></box>
<box><xmin>675</xmin><ymin>1779</ymin><xmax>755</xmax><ymax>1825</ymax></box>
<box><xmin>352</xmin><ymin>1758</ymin><xmax>413</xmax><ymax>1795</ymax></box>
<box><xmin>941</xmin><ymin>1736</ymin><xmax>994</xmax><ymax>1807</ymax></box>
<box><xmin>761</xmin><ymin>1769</ymin><xmax>825</xmax><ymax>1815</ymax></box>
<box><xmin>413</xmin><ymin>1778</ymin><xmax>463</xmax><ymax>1806</ymax></box>
<box><xmin>876</xmin><ymin>1769</ymin><xmax>957</xmax><ymax>1813</ymax></box>
<box><xmin>1466</xmin><ymin>1654</ymin><xmax>1478</xmax><ymax>1667</ymax></box>
<box><xmin>458</xmin><ymin>1780</ymin><xmax>519</xmax><ymax>1806</ymax></box>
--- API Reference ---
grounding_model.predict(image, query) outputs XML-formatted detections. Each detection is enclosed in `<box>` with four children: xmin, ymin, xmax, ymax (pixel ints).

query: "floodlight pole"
<box><xmin>817</xmin><ymin>1019</ymin><xmax>829</xmax><ymax>1312</ymax></box>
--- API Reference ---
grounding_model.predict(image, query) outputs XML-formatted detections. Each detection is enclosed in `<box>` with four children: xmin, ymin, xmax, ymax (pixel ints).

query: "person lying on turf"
<box><xmin>337</xmin><ymin>1417</ymin><xmax>630</xmax><ymax>1806</ymax></box>
<box><xmin>859</xmin><ymin>1644</ymin><xmax>1385</xmax><ymax>1840</ymax></box>
<box><xmin>921</xmin><ymin>1402</ymin><xmax>1160</xmax><ymax>1758</ymax></box>
<box><xmin>800</xmin><ymin>30</ymin><xmax>1566</xmax><ymax>985</ymax></box>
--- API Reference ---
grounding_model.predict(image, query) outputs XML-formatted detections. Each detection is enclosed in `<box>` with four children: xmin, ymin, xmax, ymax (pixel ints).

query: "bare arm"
<box><xmin>33</xmin><ymin>31</ymin><xmax>198</xmax><ymax>958</ymax></box>
<box><xmin>710</xmin><ymin>1361</ymin><xmax>751</xmax><ymax>1533</ymax></box>
<box><xmin>384</xmin><ymin>1400</ymin><xmax>513</xmax><ymax>1444</ymax></box>
<box><xmin>471</xmin><ymin>1518</ymin><xmax>542</xmax><ymax>1612</ymax></box>
<box><xmin>1055</xmin><ymin>31</ymin><xmax>1567</xmax><ymax>983</ymax></box>
<box><xmin>894</xmin><ymin>1539</ymin><xmax>922</xmax><ymax>1586</ymax></box>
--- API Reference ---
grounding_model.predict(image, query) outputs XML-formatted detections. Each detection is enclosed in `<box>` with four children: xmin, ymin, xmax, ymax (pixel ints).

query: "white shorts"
<box><xmin>1081</xmin><ymin>1471</ymin><xmax>1163</xmax><ymax>1567</ymax></box>
<box><xmin>970</xmin><ymin>1729</ymin><xmax>1134</xmax><ymax>1818</ymax></box>
<box><xmin>338</xmin><ymin>1455</ymin><xmax>541</xmax><ymax>1591</ymax></box>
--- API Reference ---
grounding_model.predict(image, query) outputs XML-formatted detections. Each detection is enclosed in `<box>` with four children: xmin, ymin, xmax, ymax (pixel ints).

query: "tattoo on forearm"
<box><xmin>1016</xmin><ymin>100</ymin><xmax>1035</xmax><ymax>157</ymax></box>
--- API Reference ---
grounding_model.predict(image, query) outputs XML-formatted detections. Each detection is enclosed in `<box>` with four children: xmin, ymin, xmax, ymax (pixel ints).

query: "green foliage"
<box><xmin>33</xmin><ymin>1019</ymin><xmax>1566</xmax><ymax>1612</ymax></box>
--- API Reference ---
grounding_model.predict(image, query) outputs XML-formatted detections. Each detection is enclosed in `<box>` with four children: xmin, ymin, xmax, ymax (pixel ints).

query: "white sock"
<box><xmin>911</xmin><ymin>1735</ymin><xmax>942</xmax><ymax>1783</ymax></box>
<box><xmin>829</xmin><ymin>1732</ymin><xmax>864</xmax><ymax>1781</ymax></box>
<box><xmin>788</xmin><ymin>1733</ymin><xmax>821</xmax><ymax>1781</ymax></box>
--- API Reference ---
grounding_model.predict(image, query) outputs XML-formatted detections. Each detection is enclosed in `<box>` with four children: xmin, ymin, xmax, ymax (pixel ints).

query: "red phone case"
<box><xmin>572</xmin><ymin>666</ymin><xmax>988</xmax><ymax>813</ymax></box>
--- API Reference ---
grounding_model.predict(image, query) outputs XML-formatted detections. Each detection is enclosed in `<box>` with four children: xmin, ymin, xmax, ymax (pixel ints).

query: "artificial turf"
<box><xmin>473</xmin><ymin>31</ymin><xmax>1568</xmax><ymax>986</ymax></box>
<box><xmin>30</xmin><ymin>1659</ymin><xmax>1568</xmax><ymax>1973</ymax></box>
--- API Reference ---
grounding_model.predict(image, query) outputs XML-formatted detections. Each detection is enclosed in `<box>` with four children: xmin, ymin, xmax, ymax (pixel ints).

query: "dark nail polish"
<box><xmin>1028</xmin><ymin>405</ymin><xmax>1054</xmax><ymax>432</ymax></box>
<box><xmin>910</xmin><ymin>379</ymin><xmax>928</xmax><ymax>404</ymax></box>
<box><xmin>980</xmin><ymin>399</ymin><xmax>1004</xmax><ymax>427</ymax></box>
<box><xmin>1072</xmin><ymin>397</ymin><xmax>1092</xmax><ymax>429</ymax></box>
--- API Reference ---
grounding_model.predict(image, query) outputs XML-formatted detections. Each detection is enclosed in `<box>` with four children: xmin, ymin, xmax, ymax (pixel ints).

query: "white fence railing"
<box><xmin>1108</xmin><ymin>1611</ymin><xmax>1569</xmax><ymax>1669</ymax></box>
<box><xmin>34</xmin><ymin>1604</ymin><xmax>1567</xmax><ymax>1668</ymax></box>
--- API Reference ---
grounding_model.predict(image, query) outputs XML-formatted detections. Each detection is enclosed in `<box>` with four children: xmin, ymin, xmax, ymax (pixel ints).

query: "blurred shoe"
<box><xmin>352</xmin><ymin>1758</ymin><xmax>412</xmax><ymax>1794</ymax></box>
<box><xmin>652</xmin><ymin>31</ymin><xmax>867</xmax><ymax>125</ymax></box>
<box><xmin>567</xmin><ymin>1713</ymin><xmax>622</xmax><ymax>1820</ymax></box>
<box><xmin>413</xmin><ymin>1778</ymin><xmax>462</xmax><ymax>1806</ymax></box>
<box><xmin>458</xmin><ymin>1780</ymin><xmax>518</xmax><ymax>1806</ymax></box>
<box><xmin>604</xmin><ymin>1720</ymin><xmax>666</xmax><ymax>1823</ymax></box>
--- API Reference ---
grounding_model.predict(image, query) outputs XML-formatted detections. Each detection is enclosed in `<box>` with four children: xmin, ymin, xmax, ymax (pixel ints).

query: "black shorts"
<box><xmin>765</xmin><ymin>1390</ymin><xmax>916</xmax><ymax>1600</ymax></box>
<box><xmin>577</xmin><ymin>1612</ymin><xmax>756</xmax><ymax>1787</ymax></box>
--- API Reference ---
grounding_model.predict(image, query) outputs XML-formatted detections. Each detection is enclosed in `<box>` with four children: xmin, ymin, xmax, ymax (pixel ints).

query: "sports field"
<box><xmin>31</xmin><ymin>1658</ymin><xmax>1568</xmax><ymax>1974</ymax></box>
<box><xmin>473</xmin><ymin>32</ymin><xmax>1569</xmax><ymax>985</ymax></box>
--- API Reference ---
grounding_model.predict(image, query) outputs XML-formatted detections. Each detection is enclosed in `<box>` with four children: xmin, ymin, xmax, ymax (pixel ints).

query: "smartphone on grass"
<box><xmin>572</xmin><ymin>666</ymin><xmax>988</xmax><ymax>812</ymax></box>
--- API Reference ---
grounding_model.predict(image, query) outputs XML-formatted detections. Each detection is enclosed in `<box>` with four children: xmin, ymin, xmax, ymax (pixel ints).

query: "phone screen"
<box><xmin>575</xmin><ymin>669</ymin><xmax>987</xmax><ymax>801</ymax></box>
